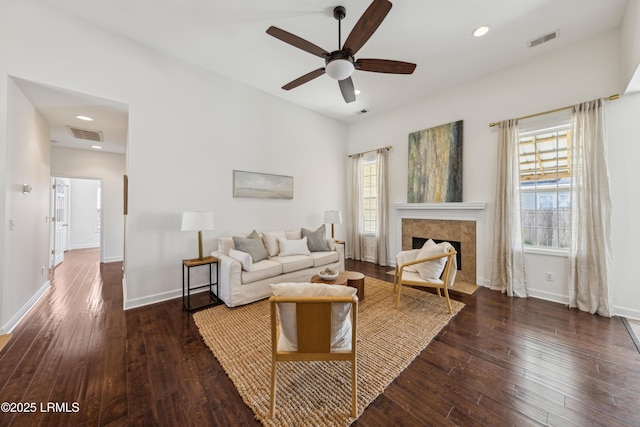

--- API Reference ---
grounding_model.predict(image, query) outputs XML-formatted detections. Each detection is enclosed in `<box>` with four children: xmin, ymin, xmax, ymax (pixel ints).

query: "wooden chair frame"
<box><xmin>269</xmin><ymin>295</ymin><xmax>358</xmax><ymax>418</ymax></box>
<box><xmin>393</xmin><ymin>248</ymin><xmax>457</xmax><ymax>314</ymax></box>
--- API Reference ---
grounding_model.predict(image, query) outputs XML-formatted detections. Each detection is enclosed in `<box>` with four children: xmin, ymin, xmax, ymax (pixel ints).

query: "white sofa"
<box><xmin>213</xmin><ymin>228</ymin><xmax>345</xmax><ymax>307</ymax></box>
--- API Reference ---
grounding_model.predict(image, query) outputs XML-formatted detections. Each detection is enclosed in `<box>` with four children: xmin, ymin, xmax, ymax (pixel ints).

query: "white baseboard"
<box><xmin>497</xmin><ymin>285</ymin><xmax>639</xmax><ymax>320</ymax></box>
<box><xmin>612</xmin><ymin>305</ymin><xmax>640</xmax><ymax>321</ymax></box>
<box><xmin>526</xmin><ymin>289</ymin><xmax>570</xmax><ymax>305</ymax></box>
<box><xmin>69</xmin><ymin>244</ymin><xmax>100</xmax><ymax>250</ymax></box>
<box><xmin>123</xmin><ymin>282</ymin><xmax>213</xmax><ymax>310</ymax></box>
<box><xmin>1</xmin><ymin>281</ymin><xmax>51</xmax><ymax>334</ymax></box>
<box><xmin>124</xmin><ymin>288</ymin><xmax>182</xmax><ymax>310</ymax></box>
<box><xmin>102</xmin><ymin>255</ymin><xmax>123</xmax><ymax>263</ymax></box>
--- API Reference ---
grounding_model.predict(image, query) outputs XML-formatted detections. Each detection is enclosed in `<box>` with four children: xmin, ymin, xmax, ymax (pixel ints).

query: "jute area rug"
<box><xmin>194</xmin><ymin>277</ymin><xmax>464</xmax><ymax>426</ymax></box>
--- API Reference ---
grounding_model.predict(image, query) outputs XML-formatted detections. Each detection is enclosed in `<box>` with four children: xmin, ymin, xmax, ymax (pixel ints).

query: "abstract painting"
<box><xmin>407</xmin><ymin>120</ymin><xmax>463</xmax><ymax>203</ymax></box>
<box><xmin>233</xmin><ymin>170</ymin><xmax>293</xmax><ymax>199</ymax></box>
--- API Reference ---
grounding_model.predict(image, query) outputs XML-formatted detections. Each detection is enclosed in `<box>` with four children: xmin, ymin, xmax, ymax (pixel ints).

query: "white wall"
<box><xmin>1</xmin><ymin>78</ymin><xmax>51</xmax><ymax>332</ymax></box>
<box><xmin>348</xmin><ymin>29</ymin><xmax>640</xmax><ymax>319</ymax></box>
<box><xmin>604</xmin><ymin>92</ymin><xmax>640</xmax><ymax>318</ymax></box>
<box><xmin>0</xmin><ymin>0</ymin><xmax>348</xmax><ymax>313</ymax></box>
<box><xmin>51</xmin><ymin>148</ymin><xmax>125</xmax><ymax>263</ymax></box>
<box><xmin>68</xmin><ymin>179</ymin><xmax>101</xmax><ymax>250</ymax></box>
<box><xmin>621</xmin><ymin>0</ymin><xmax>640</xmax><ymax>92</ymax></box>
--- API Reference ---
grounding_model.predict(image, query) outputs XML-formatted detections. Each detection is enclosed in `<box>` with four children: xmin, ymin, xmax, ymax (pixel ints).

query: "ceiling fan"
<box><xmin>266</xmin><ymin>0</ymin><xmax>416</xmax><ymax>104</ymax></box>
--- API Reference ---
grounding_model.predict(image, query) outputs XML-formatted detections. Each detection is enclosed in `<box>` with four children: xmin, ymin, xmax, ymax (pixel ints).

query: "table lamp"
<box><xmin>181</xmin><ymin>211</ymin><xmax>215</xmax><ymax>260</ymax></box>
<box><xmin>323</xmin><ymin>210</ymin><xmax>342</xmax><ymax>239</ymax></box>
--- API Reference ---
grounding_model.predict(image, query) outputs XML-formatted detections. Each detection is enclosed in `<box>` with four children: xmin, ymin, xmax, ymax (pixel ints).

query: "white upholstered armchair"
<box><xmin>268</xmin><ymin>282</ymin><xmax>359</xmax><ymax>418</ymax></box>
<box><xmin>393</xmin><ymin>241</ymin><xmax>457</xmax><ymax>314</ymax></box>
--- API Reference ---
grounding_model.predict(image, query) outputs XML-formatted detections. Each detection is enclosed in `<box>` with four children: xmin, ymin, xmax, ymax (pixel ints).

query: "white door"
<box><xmin>53</xmin><ymin>178</ymin><xmax>70</xmax><ymax>267</ymax></box>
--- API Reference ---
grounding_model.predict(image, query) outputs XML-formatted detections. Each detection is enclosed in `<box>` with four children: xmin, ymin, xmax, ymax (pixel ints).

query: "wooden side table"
<box><xmin>182</xmin><ymin>256</ymin><xmax>218</xmax><ymax>312</ymax></box>
<box><xmin>344</xmin><ymin>271</ymin><xmax>365</xmax><ymax>301</ymax></box>
<box><xmin>311</xmin><ymin>272</ymin><xmax>348</xmax><ymax>287</ymax></box>
<box><xmin>310</xmin><ymin>270</ymin><xmax>365</xmax><ymax>301</ymax></box>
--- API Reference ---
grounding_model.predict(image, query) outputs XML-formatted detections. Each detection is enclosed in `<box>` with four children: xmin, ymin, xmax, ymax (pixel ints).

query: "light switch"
<box><xmin>9</xmin><ymin>219</ymin><xmax>15</xmax><ymax>230</ymax></box>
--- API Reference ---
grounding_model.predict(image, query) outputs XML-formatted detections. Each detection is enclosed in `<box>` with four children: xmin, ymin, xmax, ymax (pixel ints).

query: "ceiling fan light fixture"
<box><xmin>326</xmin><ymin>59</ymin><xmax>355</xmax><ymax>80</ymax></box>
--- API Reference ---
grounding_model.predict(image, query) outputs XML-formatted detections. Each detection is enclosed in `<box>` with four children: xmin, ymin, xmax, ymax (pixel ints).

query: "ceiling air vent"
<box><xmin>67</xmin><ymin>126</ymin><xmax>103</xmax><ymax>142</ymax></box>
<box><xmin>528</xmin><ymin>31</ymin><xmax>557</xmax><ymax>48</ymax></box>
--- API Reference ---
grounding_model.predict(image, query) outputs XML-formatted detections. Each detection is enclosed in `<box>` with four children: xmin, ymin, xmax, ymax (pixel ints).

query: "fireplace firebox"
<box><xmin>412</xmin><ymin>237</ymin><xmax>462</xmax><ymax>270</ymax></box>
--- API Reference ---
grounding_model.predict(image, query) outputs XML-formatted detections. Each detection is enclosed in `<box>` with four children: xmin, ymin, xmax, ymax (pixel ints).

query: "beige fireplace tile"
<box><xmin>400</xmin><ymin>218</ymin><xmax>477</xmax><ymax>286</ymax></box>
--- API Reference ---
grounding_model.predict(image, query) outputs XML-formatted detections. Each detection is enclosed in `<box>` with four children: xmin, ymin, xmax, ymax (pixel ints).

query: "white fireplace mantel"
<box><xmin>392</xmin><ymin>202</ymin><xmax>486</xmax><ymax>220</ymax></box>
<box><xmin>393</xmin><ymin>202</ymin><xmax>487</xmax><ymax>286</ymax></box>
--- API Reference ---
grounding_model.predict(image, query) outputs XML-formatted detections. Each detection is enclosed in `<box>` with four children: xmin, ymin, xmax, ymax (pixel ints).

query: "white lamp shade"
<box><xmin>325</xmin><ymin>59</ymin><xmax>355</xmax><ymax>80</ymax></box>
<box><xmin>181</xmin><ymin>211</ymin><xmax>215</xmax><ymax>231</ymax></box>
<box><xmin>323</xmin><ymin>210</ymin><xmax>342</xmax><ymax>224</ymax></box>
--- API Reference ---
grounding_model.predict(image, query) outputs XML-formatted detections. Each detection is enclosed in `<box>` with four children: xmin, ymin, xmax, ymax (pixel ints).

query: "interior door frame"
<box><xmin>49</xmin><ymin>176</ymin><xmax>104</xmax><ymax>267</ymax></box>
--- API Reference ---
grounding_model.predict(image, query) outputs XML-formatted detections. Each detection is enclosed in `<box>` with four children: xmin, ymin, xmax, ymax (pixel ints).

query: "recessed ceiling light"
<box><xmin>473</xmin><ymin>25</ymin><xmax>490</xmax><ymax>37</ymax></box>
<box><xmin>75</xmin><ymin>115</ymin><xmax>94</xmax><ymax>121</ymax></box>
<box><xmin>354</xmin><ymin>89</ymin><xmax>361</xmax><ymax>95</ymax></box>
<box><xmin>91</xmin><ymin>145</ymin><xmax>103</xmax><ymax>150</ymax></box>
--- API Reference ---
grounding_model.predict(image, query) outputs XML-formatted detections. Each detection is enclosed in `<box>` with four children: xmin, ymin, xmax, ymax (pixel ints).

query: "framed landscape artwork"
<box><xmin>233</xmin><ymin>170</ymin><xmax>293</xmax><ymax>199</ymax></box>
<box><xmin>407</xmin><ymin>120</ymin><xmax>463</xmax><ymax>203</ymax></box>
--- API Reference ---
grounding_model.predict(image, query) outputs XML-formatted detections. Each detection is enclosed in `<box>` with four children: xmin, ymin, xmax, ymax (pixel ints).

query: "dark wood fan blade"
<box><xmin>282</xmin><ymin>68</ymin><xmax>326</xmax><ymax>90</ymax></box>
<box><xmin>267</xmin><ymin>26</ymin><xmax>329</xmax><ymax>58</ymax></box>
<box><xmin>339</xmin><ymin>77</ymin><xmax>356</xmax><ymax>103</ymax></box>
<box><xmin>356</xmin><ymin>58</ymin><xmax>416</xmax><ymax>74</ymax></box>
<box><xmin>343</xmin><ymin>0</ymin><xmax>392</xmax><ymax>56</ymax></box>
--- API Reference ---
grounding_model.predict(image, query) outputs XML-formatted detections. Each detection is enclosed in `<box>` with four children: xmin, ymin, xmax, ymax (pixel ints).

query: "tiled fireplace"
<box><xmin>393</xmin><ymin>203</ymin><xmax>486</xmax><ymax>286</ymax></box>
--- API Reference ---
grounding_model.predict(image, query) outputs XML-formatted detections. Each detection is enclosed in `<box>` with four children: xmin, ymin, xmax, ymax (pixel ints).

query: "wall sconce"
<box><xmin>181</xmin><ymin>211</ymin><xmax>215</xmax><ymax>261</ymax></box>
<box><xmin>22</xmin><ymin>184</ymin><xmax>32</xmax><ymax>194</ymax></box>
<box><xmin>323</xmin><ymin>210</ymin><xmax>342</xmax><ymax>239</ymax></box>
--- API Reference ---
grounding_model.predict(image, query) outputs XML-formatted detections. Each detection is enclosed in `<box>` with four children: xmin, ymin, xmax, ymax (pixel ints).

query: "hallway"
<box><xmin>0</xmin><ymin>249</ymin><xmax>127</xmax><ymax>425</ymax></box>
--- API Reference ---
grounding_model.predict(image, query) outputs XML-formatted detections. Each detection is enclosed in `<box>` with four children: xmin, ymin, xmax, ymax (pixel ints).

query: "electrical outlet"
<box><xmin>42</xmin><ymin>266</ymin><xmax>46</xmax><ymax>276</ymax></box>
<box><xmin>545</xmin><ymin>272</ymin><xmax>553</xmax><ymax>281</ymax></box>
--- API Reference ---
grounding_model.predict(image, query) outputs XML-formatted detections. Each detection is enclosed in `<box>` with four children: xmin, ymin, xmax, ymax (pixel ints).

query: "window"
<box><xmin>362</xmin><ymin>152</ymin><xmax>377</xmax><ymax>234</ymax></box>
<box><xmin>519</xmin><ymin>124</ymin><xmax>571</xmax><ymax>250</ymax></box>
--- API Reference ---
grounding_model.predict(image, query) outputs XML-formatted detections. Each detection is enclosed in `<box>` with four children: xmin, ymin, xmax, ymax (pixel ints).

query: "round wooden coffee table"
<box><xmin>311</xmin><ymin>271</ymin><xmax>365</xmax><ymax>301</ymax></box>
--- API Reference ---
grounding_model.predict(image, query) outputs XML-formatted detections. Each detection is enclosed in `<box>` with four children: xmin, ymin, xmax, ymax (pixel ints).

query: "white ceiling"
<box><xmin>14</xmin><ymin>78</ymin><xmax>129</xmax><ymax>154</ymax></box>
<box><xmin>19</xmin><ymin>0</ymin><xmax>629</xmax><ymax>153</ymax></box>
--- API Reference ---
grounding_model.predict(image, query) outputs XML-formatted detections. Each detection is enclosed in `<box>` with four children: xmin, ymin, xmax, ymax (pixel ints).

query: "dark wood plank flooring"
<box><xmin>1</xmin><ymin>249</ymin><xmax>639</xmax><ymax>426</ymax></box>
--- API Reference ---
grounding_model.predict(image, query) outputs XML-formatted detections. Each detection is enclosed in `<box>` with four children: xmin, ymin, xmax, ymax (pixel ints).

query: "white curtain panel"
<box><xmin>349</xmin><ymin>153</ymin><xmax>364</xmax><ymax>261</ymax></box>
<box><xmin>490</xmin><ymin>119</ymin><xmax>528</xmax><ymax>297</ymax></box>
<box><xmin>375</xmin><ymin>148</ymin><xmax>389</xmax><ymax>266</ymax></box>
<box><xmin>569</xmin><ymin>98</ymin><xmax>613</xmax><ymax>317</ymax></box>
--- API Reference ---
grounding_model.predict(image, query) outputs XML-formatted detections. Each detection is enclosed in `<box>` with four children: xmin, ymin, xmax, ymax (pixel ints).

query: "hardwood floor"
<box><xmin>1</xmin><ymin>248</ymin><xmax>639</xmax><ymax>426</ymax></box>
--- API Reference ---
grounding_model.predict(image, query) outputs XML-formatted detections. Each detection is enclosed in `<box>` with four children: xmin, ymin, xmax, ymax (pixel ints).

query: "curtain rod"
<box><xmin>348</xmin><ymin>145</ymin><xmax>392</xmax><ymax>158</ymax></box>
<box><xmin>488</xmin><ymin>94</ymin><xmax>619</xmax><ymax>127</ymax></box>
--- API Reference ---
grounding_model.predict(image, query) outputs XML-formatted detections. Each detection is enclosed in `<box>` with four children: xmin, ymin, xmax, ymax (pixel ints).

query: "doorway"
<box><xmin>50</xmin><ymin>177</ymin><xmax>102</xmax><ymax>268</ymax></box>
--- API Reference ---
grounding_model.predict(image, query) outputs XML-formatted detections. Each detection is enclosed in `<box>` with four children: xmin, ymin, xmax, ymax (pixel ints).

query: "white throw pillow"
<box><xmin>229</xmin><ymin>248</ymin><xmax>252</xmax><ymax>271</ymax></box>
<box><xmin>277</xmin><ymin>237</ymin><xmax>311</xmax><ymax>256</ymax></box>
<box><xmin>262</xmin><ymin>231</ymin><xmax>286</xmax><ymax>257</ymax></box>
<box><xmin>414</xmin><ymin>239</ymin><xmax>448</xmax><ymax>281</ymax></box>
<box><xmin>285</xmin><ymin>229</ymin><xmax>302</xmax><ymax>240</ymax></box>
<box><xmin>270</xmin><ymin>282</ymin><xmax>356</xmax><ymax>352</ymax></box>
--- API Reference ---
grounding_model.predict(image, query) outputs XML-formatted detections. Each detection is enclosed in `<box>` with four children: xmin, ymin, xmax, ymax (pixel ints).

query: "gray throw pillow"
<box><xmin>302</xmin><ymin>225</ymin><xmax>330</xmax><ymax>252</ymax></box>
<box><xmin>233</xmin><ymin>236</ymin><xmax>269</xmax><ymax>263</ymax></box>
<box><xmin>247</xmin><ymin>229</ymin><xmax>261</xmax><ymax>240</ymax></box>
